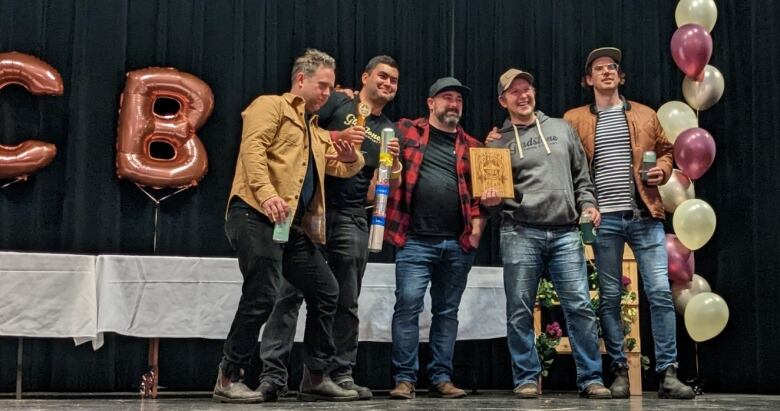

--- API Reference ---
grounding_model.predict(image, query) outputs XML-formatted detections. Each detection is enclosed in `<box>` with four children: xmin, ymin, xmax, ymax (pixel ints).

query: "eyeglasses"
<box><xmin>592</xmin><ymin>63</ymin><xmax>619</xmax><ymax>73</ymax></box>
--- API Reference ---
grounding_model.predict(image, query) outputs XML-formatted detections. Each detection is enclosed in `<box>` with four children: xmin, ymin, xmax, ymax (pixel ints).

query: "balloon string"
<box><xmin>694</xmin><ymin>342</ymin><xmax>700</xmax><ymax>378</ymax></box>
<box><xmin>135</xmin><ymin>183</ymin><xmax>189</xmax><ymax>254</ymax></box>
<box><xmin>1</xmin><ymin>178</ymin><xmax>24</xmax><ymax>189</ymax></box>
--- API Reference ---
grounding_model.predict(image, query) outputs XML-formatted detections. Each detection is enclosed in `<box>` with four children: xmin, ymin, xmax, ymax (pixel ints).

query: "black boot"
<box><xmin>658</xmin><ymin>365</ymin><xmax>695</xmax><ymax>399</ymax></box>
<box><xmin>609</xmin><ymin>367</ymin><xmax>630</xmax><ymax>398</ymax></box>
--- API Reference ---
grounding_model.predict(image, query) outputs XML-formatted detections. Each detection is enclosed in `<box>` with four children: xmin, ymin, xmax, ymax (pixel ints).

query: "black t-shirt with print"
<box><xmin>318</xmin><ymin>92</ymin><xmax>399</xmax><ymax>212</ymax></box>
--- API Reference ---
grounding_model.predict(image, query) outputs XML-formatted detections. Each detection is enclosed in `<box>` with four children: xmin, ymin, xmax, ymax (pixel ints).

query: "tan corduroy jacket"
<box><xmin>228</xmin><ymin>93</ymin><xmax>364</xmax><ymax>243</ymax></box>
<box><xmin>564</xmin><ymin>98</ymin><xmax>673</xmax><ymax>220</ymax></box>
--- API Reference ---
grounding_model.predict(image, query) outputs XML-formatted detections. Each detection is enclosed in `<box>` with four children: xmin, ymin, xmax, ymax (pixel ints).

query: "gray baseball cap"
<box><xmin>428</xmin><ymin>76</ymin><xmax>471</xmax><ymax>98</ymax></box>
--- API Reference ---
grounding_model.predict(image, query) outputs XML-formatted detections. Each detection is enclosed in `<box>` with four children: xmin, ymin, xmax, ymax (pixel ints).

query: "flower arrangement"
<box><xmin>535</xmin><ymin>321</ymin><xmax>562</xmax><ymax>377</ymax></box>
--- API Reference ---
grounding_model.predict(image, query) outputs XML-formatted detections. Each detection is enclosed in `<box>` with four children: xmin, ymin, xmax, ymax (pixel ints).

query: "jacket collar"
<box><xmin>282</xmin><ymin>92</ymin><xmax>319</xmax><ymax>123</ymax></box>
<box><xmin>589</xmin><ymin>95</ymin><xmax>632</xmax><ymax>115</ymax></box>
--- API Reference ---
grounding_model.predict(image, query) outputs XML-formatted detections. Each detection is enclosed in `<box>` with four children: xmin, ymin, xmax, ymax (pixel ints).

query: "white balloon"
<box><xmin>682</xmin><ymin>65</ymin><xmax>725</xmax><ymax>110</ymax></box>
<box><xmin>675</xmin><ymin>0</ymin><xmax>718</xmax><ymax>33</ymax></box>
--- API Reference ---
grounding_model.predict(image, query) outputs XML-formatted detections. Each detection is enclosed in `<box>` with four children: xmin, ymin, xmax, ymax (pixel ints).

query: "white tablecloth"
<box><xmin>1</xmin><ymin>252</ymin><xmax>508</xmax><ymax>349</ymax></box>
<box><xmin>0</xmin><ymin>252</ymin><xmax>97</xmax><ymax>341</ymax></box>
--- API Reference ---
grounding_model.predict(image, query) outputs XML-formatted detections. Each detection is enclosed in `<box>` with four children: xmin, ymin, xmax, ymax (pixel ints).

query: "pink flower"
<box><xmin>546</xmin><ymin>322</ymin><xmax>562</xmax><ymax>339</ymax></box>
<box><xmin>622</xmin><ymin>275</ymin><xmax>632</xmax><ymax>287</ymax></box>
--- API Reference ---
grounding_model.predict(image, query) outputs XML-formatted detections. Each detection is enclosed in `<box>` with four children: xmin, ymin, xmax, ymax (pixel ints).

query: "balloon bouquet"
<box><xmin>658</xmin><ymin>0</ymin><xmax>728</xmax><ymax>393</ymax></box>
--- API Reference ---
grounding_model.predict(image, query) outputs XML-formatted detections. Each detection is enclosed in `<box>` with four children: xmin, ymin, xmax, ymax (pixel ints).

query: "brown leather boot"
<box><xmin>429</xmin><ymin>381</ymin><xmax>467</xmax><ymax>398</ymax></box>
<box><xmin>513</xmin><ymin>382</ymin><xmax>539</xmax><ymax>398</ymax></box>
<box><xmin>580</xmin><ymin>382</ymin><xmax>612</xmax><ymax>399</ymax></box>
<box><xmin>297</xmin><ymin>366</ymin><xmax>359</xmax><ymax>402</ymax></box>
<box><xmin>212</xmin><ymin>367</ymin><xmax>264</xmax><ymax>403</ymax></box>
<box><xmin>389</xmin><ymin>381</ymin><xmax>415</xmax><ymax>399</ymax></box>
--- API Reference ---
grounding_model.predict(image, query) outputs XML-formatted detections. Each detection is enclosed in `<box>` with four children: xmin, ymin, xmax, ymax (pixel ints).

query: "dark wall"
<box><xmin>1</xmin><ymin>0</ymin><xmax>778</xmax><ymax>394</ymax></box>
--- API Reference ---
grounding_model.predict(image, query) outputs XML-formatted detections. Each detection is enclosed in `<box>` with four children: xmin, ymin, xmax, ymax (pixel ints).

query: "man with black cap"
<box><xmin>564</xmin><ymin>47</ymin><xmax>694</xmax><ymax>399</ymax></box>
<box><xmin>483</xmin><ymin>69</ymin><xmax>610</xmax><ymax>399</ymax></box>
<box><xmin>384</xmin><ymin>77</ymin><xmax>486</xmax><ymax>400</ymax></box>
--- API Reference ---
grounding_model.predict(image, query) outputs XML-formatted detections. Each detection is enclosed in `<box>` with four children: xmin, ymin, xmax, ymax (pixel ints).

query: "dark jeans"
<box><xmin>391</xmin><ymin>236</ymin><xmax>475</xmax><ymax>385</ymax></box>
<box><xmin>219</xmin><ymin>199</ymin><xmax>339</xmax><ymax>380</ymax></box>
<box><xmin>258</xmin><ymin>208</ymin><xmax>369</xmax><ymax>388</ymax></box>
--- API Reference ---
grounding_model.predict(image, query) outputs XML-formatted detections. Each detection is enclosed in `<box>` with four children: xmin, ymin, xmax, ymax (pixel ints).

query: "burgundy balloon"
<box><xmin>666</xmin><ymin>234</ymin><xmax>694</xmax><ymax>284</ymax></box>
<box><xmin>670</xmin><ymin>23</ymin><xmax>713</xmax><ymax>79</ymax></box>
<box><xmin>674</xmin><ymin>127</ymin><xmax>716</xmax><ymax>180</ymax></box>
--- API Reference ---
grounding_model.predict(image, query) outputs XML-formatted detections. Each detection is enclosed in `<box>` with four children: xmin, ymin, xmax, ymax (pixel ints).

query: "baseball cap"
<box><xmin>497</xmin><ymin>68</ymin><xmax>535</xmax><ymax>96</ymax></box>
<box><xmin>428</xmin><ymin>76</ymin><xmax>471</xmax><ymax>98</ymax></box>
<box><xmin>585</xmin><ymin>47</ymin><xmax>622</xmax><ymax>70</ymax></box>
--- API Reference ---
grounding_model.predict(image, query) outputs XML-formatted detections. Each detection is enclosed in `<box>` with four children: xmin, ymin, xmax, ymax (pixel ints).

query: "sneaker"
<box><xmin>610</xmin><ymin>367</ymin><xmax>630</xmax><ymax>398</ymax></box>
<box><xmin>580</xmin><ymin>382</ymin><xmax>612</xmax><ymax>399</ymax></box>
<box><xmin>334</xmin><ymin>378</ymin><xmax>373</xmax><ymax>400</ymax></box>
<box><xmin>212</xmin><ymin>367</ymin><xmax>264</xmax><ymax>403</ymax></box>
<box><xmin>297</xmin><ymin>367</ymin><xmax>359</xmax><ymax>402</ymax></box>
<box><xmin>389</xmin><ymin>381</ymin><xmax>415</xmax><ymax>399</ymax></box>
<box><xmin>513</xmin><ymin>382</ymin><xmax>539</xmax><ymax>398</ymax></box>
<box><xmin>658</xmin><ymin>365</ymin><xmax>695</xmax><ymax>399</ymax></box>
<box><xmin>429</xmin><ymin>381</ymin><xmax>467</xmax><ymax>398</ymax></box>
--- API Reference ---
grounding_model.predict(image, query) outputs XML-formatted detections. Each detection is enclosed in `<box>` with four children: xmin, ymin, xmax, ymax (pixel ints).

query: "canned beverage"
<box><xmin>579</xmin><ymin>212</ymin><xmax>596</xmax><ymax>245</ymax></box>
<box><xmin>641</xmin><ymin>151</ymin><xmax>657</xmax><ymax>183</ymax></box>
<box><xmin>272</xmin><ymin>212</ymin><xmax>293</xmax><ymax>243</ymax></box>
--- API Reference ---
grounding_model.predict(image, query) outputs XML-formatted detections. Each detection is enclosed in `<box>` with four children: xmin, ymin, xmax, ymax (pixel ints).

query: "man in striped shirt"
<box><xmin>564</xmin><ymin>47</ymin><xmax>694</xmax><ymax>400</ymax></box>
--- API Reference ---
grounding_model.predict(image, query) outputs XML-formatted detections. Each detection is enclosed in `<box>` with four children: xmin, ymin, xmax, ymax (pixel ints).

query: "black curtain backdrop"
<box><xmin>0</xmin><ymin>0</ymin><xmax>778</xmax><ymax>394</ymax></box>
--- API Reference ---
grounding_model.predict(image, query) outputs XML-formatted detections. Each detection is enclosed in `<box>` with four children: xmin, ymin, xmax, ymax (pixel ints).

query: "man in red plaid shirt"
<box><xmin>385</xmin><ymin>77</ymin><xmax>486</xmax><ymax>400</ymax></box>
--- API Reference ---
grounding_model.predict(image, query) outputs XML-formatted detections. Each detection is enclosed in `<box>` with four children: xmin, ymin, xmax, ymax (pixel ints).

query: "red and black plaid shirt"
<box><xmin>384</xmin><ymin>117</ymin><xmax>484</xmax><ymax>252</ymax></box>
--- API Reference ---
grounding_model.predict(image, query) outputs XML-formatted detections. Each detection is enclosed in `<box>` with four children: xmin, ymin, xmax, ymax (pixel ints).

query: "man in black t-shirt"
<box><xmin>257</xmin><ymin>56</ymin><xmax>401</xmax><ymax>401</ymax></box>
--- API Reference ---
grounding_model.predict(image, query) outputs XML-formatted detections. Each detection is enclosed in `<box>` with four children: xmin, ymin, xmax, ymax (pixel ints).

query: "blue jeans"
<box><xmin>391</xmin><ymin>236</ymin><xmax>475</xmax><ymax>385</ymax></box>
<box><xmin>501</xmin><ymin>223</ymin><xmax>603</xmax><ymax>391</ymax></box>
<box><xmin>594</xmin><ymin>212</ymin><xmax>677</xmax><ymax>373</ymax></box>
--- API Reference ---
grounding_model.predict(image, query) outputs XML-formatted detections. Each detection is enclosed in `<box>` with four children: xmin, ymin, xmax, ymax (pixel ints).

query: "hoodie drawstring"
<box><xmin>512</xmin><ymin>116</ymin><xmax>551</xmax><ymax>158</ymax></box>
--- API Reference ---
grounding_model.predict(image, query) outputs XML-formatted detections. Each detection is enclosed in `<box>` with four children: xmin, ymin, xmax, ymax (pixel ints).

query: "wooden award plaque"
<box><xmin>469</xmin><ymin>147</ymin><xmax>514</xmax><ymax>198</ymax></box>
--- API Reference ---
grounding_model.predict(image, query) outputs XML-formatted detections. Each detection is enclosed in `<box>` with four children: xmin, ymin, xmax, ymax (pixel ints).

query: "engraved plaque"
<box><xmin>469</xmin><ymin>147</ymin><xmax>514</xmax><ymax>198</ymax></box>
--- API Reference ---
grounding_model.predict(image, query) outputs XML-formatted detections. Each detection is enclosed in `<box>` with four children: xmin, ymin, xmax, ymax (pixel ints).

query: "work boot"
<box><xmin>658</xmin><ymin>365</ymin><xmax>695</xmax><ymax>399</ymax></box>
<box><xmin>429</xmin><ymin>381</ymin><xmax>467</xmax><ymax>398</ymax></box>
<box><xmin>297</xmin><ymin>367</ymin><xmax>359</xmax><ymax>402</ymax></box>
<box><xmin>580</xmin><ymin>382</ymin><xmax>612</xmax><ymax>399</ymax></box>
<box><xmin>513</xmin><ymin>382</ymin><xmax>539</xmax><ymax>398</ymax></box>
<box><xmin>212</xmin><ymin>367</ymin><xmax>264</xmax><ymax>403</ymax></box>
<box><xmin>610</xmin><ymin>367</ymin><xmax>630</xmax><ymax>398</ymax></box>
<box><xmin>333</xmin><ymin>377</ymin><xmax>373</xmax><ymax>400</ymax></box>
<box><xmin>389</xmin><ymin>381</ymin><xmax>415</xmax><ymax>399</ymax></box>
<box><xmin>256</xmin><ymin>380</ymin><xmax>280</xmax><ymax>402</ymax></box>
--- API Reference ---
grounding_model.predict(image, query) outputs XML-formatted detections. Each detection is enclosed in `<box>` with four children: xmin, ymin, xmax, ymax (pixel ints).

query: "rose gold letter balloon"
<box><xmin>116</xmin><ymin>67</ymin><xmax>214</xmax><ymax>188</ymax></box>
<box><xmin>0</xmin><ymin>52</ymin><xmax>63</xmax><ymax>180</ymax></box>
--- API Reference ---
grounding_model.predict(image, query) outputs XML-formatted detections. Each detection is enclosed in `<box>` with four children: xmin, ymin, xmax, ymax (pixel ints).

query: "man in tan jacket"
<box><xmin>564</xmin><ymin>47</ymin><xmax>694</xmax><ymax>400</ymax></box>
<box><xmin>214</xmin><ymin>49</ymin><xmax>364</xmax><ymax>403</ymax></box>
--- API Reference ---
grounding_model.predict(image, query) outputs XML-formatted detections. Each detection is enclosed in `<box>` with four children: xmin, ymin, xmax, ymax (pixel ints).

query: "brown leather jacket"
<box><xmin>563</xmin><ymin>98</ymin><xmax>673</xmax><ymax>220</ymax></box>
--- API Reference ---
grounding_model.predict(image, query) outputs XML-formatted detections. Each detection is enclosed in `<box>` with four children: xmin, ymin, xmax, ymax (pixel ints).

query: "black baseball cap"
<box><xmin>428</xmin><ymin>76</ymin><xmax>471</xmax><ymax>98</ymax></box>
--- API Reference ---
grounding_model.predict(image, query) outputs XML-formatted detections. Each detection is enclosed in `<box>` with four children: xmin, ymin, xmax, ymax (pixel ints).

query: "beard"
<box><xmin>436</xmin><ymin>109</ymin><xmax>461</xmax><ymax>126</ymax></box>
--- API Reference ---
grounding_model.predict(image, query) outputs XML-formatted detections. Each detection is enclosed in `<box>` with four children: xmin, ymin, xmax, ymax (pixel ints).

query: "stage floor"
<box><xmin>2</xmin><ymin>392</ymin><xmax>779</xmax><ymax>410</ymax></box>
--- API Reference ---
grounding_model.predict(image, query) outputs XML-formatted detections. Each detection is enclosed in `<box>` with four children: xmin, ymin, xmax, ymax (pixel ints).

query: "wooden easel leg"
<box><xmin>141</xmin><ymin>337</ymin><xmax>160</xmax><ymax>398</ymax></box>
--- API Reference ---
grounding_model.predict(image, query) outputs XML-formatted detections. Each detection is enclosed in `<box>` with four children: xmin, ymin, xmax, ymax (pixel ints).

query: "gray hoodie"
<box><xmin>486</xmin><ymin>111</ymin><xmax>597</xmax><ymax>226</ymax></box>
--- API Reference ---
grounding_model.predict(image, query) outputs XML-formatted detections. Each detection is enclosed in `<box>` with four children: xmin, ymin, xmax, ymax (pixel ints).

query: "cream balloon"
<box><xmin>659</xmin><ymin>169</ymin><xmax>696</xmax><ymax>213</ymax></box>
<box><xmin>657</xmin><ymin>101</ymin><xmax>698</xmax><ymax>143</ymax></box>
<box><xmin>671</xmin><ymin>273</ymin><xmax>711</xmax><ymax>314</ymax></box>
<box><xmin>682</xmin><ymin>65</ymin><xmax>725</xmax><ymax>110</ymax></box>
<box><xmin>673</xmin><ymin>199</ymin><xmax>716</xmax><ymax>250</ymax></box>
<box><xmin>684</xmin><ymin>292</ymin><xmax>729</xmax><ymax>342</ymax></box>
<box><xmin>675</xmin><ymin>0</ymin><xmax>718</xmax><ymax>33</ymax></box>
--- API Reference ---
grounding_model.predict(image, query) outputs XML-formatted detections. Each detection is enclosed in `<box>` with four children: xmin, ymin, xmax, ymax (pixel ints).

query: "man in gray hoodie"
<box><xmin>483</xmin><ymin>69</ymin><xmax>609</xmax><ymax>399</ymax></box>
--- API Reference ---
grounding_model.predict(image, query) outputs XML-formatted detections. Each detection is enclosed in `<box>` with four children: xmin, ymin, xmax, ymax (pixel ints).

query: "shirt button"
<box><xmin>302</xmin><ymin>162</ymin><xmax>306</xmax><ymax>166</ymax></box>
<box><xmin>299</xmin><ymin>178</ymin><xmax>303</xmax><ymax>183</ymax></box>
<box><xmin>294</xmin><ymin>195</ymin><xmax>299</xmax><ymax>199</ymax></box>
